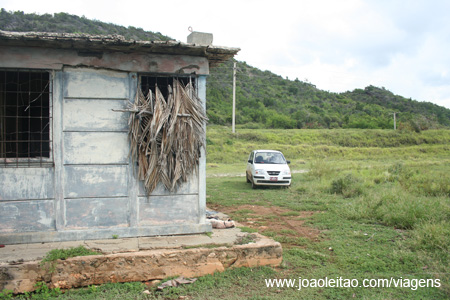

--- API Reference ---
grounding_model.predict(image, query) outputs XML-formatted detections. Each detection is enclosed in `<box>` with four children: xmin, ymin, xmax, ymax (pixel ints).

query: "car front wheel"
<box><xmin>251</xmin><ymin>177</ymin><xmax>257</xmax><ymax>189</ymax></box>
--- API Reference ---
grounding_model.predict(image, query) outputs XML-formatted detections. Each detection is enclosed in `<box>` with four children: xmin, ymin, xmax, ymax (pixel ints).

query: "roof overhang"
<box><xmin>0</xmin><ymin>30</ymin><xmax>240</xmax><ymax>67</ymax></box>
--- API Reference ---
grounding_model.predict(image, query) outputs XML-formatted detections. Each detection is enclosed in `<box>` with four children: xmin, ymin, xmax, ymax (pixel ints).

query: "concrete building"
<box><xmin>0</xmin><ymin>30</ymin><xmax>239</xmax><ymax>244</ymax></box>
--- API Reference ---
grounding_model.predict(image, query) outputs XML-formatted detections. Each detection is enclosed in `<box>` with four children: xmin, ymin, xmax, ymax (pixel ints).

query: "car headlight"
<box><xmin>255</xmin><ymin>169</ymin><xmax>265</xmax><ymax>175</ymax></box>
<box><xmin>282</xmin><ymin>170</ymin><xmax>291</xmax><ymax>175</ymax></box>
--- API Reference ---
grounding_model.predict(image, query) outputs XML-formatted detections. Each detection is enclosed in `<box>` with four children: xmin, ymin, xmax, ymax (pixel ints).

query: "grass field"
<box><xmin>4</xmin><ymin>127</ymin><xmax>449</xmax><ymax>299</ymax></box>
<box><xmin>203</xmin><ymin>126</ymin><xmax>450</xmax><ymax>299</ymax></box>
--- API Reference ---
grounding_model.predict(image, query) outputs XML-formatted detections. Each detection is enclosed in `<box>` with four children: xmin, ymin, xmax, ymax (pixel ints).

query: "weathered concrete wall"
<box><xmin>0</xmin><ymin>234</ymin><xmax>282</xmax><ymax>293</ymax></box>
<box><xmin>0</xmin><ymin>67</ymin><xmax>209</xmax><ymax>244</ymax></box>
<box><xmin>0</xmin><ymin>46</ymin><xmax>209</xmax><ymax>75</ymax></box>
<box><xmin>0</xmin><ymin>165</ymin><xmax>56</xmax><ymax>235</ymax></box>
<box><xmin>60</xmin><ymin>67</ymin><xmax>131</xmax><ymax>232</ymax></box>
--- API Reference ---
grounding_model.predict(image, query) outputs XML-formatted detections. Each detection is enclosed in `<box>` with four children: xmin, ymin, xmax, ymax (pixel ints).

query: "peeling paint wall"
<box><xmin>0</xmin><ymin>59</ymin><xmax>209</xmax><ymax>244</ymax></box>
<box><xmin>61</xmin><ymin>67</ymin><xmax>131</xmax><ymax>232</ymax></box>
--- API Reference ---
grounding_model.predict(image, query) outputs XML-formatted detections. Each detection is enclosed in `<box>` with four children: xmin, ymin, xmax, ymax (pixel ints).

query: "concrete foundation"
<box><xmin>0</xmin><ymin>228</ymin><xmax>282</xmax><ymax>294</ymax></box>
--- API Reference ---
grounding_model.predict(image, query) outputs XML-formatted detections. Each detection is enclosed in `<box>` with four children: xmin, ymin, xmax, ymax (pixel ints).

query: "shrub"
<box><xmin>377</xmin><ymin>194</ymin><xmax>430</xmax><ymax>229</ymax></box>
<box><xmin>384</xmin><ymin>162</ymin><xmax>413</xmax><ymax>182</ymax></box>
<box><xmin>401</xmin><ymin>171</ymin><xmax>450</xmax><ymax>197</ymax></box>
<box><xmin>339</xmin><ymin>187</ymin><xmax>450</xmax><ymax>229</ymax></box>
<box><xmin>330</xmin><ymin>174</ymin><xmax>363</xmax><ymax>198</ymax></box>
<box><xmin>267</xmin><ymin>113</ymin><xmax>296</xmax><ymax>129</ymax></box>
<box><xmin>411</xmin><ymin>221</ymin><xmax>450</xmax><ymax>252</ymax></box>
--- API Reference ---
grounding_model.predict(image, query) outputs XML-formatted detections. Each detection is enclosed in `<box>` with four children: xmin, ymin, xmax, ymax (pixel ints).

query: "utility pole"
<box><xmin>232</xmin><ymin>62</ymin><xmax>236</xmax><ymax>133</ymax></box>
<box><xmin>392</xmin><ymin>112</ymin><xmax>398</xmax><ymax>130</ymax></box>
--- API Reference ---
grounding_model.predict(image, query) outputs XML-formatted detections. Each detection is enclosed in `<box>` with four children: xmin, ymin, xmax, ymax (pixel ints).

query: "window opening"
<box><xmin>140</xmin><ymin>75</ymin><xmax>197</xmax><ymax>99</ymax></box>
<box><xmin>0</xmin><ymin>70</ymin><xmax>52</xmax><ymax>167</ymax></box>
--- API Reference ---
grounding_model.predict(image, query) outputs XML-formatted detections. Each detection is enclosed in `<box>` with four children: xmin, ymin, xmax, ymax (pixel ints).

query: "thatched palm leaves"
<box><xmin>127</xmin><ymin>79</ymin><xmax>207</xmax><ymax>194</ymax></box>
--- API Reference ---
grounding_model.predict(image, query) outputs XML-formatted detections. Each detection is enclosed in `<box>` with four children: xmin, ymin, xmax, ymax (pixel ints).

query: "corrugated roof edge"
<box><xmin>0</xmin><ymin>30</ymin><xmax>240</xmax><ymax>67</ymax></box>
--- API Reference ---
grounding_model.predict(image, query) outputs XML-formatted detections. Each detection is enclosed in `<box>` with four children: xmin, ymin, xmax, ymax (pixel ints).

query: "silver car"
<box><xmin>246</xmin><ymin>150</ymin><xmax>291</xmax><ymax>189</ymax></box>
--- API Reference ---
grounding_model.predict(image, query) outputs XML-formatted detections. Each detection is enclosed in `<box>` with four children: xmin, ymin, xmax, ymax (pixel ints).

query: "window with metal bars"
<box><xmin>0</xmin><ymin>70</ymin><xmax>52</xmax><ymax>167</ymax></box>
<box><xmin>140</xmin><ymin>75</ymin><xmax>197</xmax><ymax>98</ymax></box>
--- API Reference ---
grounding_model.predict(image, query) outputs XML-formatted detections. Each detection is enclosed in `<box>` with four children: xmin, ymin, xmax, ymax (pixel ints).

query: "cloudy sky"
<box><xmin>2</xmin><ymin>0</ymin><xmax>450</xmax><ymax>108</ymax></box>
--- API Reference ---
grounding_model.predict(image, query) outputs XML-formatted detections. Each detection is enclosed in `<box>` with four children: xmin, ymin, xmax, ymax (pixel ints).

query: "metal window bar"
<box><xmin>139</xmin><ymin>74</ymin><xmax>198</xmax><ymax>99</ymax></box>
<box><xmin>0</xmin><ymin>69</ymin><xmax>53</xmax><ymax>168</ymax></box>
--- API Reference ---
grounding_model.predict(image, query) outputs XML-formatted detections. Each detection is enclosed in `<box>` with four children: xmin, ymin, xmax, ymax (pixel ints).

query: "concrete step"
<box><xmin>0</xmin><ymin>230</ymin><xmax>282</xmax><ymax>293</ymax></box>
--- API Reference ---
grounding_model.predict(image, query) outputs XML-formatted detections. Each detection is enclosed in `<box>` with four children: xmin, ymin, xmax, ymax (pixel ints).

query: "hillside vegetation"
<box><xmin>1</xmin><ymin>9</ymin><xmax>449</xmax><ymax>130</ymax></box>
<box><xmin>207</xmin><ymin>60</ymin><xmax>450</xmax><ymax>130</ymax></box>
<box><xmin>0</xmin><ymin>9</ymin><xmax>170</xmax><ymax>41</ymax></box>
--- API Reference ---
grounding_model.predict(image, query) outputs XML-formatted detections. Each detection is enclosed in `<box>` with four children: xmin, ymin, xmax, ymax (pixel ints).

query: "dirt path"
<box><xmin>207</xmin><ymin>169</ymin><xmax>308</xmax><ymax>178</ymax></box>
<box><xmin>209</xmin><ymin>204</ymin><xmax>321</xmax><ymax>245</ymax></box>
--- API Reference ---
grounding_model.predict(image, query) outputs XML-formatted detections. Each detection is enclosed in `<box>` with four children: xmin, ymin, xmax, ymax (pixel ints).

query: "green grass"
<box><xmin>37</xmin><ymin>246</ymin><xmax>102</xmax><ymax>277</ymax></box>
<box><xmin>206</xmin><ymin>126</ymin><xmax>450</xmax><ymax>164</ymax></box>
<box><xmin>40</xmin><ymin>246</ymin><xmax>101</xmax><ymax>264</ymax></box>
<box><xmin>203</xmin><ymin>127</ymin><xmax>450</xmax><ymax>299</ymax></box>
<box><xmin>239</xmin><ymin>226</ymin><xmax>258</xmax><ymax>233</ymax></box>
<box><xmin>13</xmin><ymin>127</ymin><xmax>449</xmax><ymax>299</ymax></box>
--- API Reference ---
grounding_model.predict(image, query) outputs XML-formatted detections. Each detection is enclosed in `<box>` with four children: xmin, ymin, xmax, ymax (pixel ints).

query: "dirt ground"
<box><xmin>209</xmin><ymin>204</ymin><xmax>322</xmax><ymax>246</ymax></box>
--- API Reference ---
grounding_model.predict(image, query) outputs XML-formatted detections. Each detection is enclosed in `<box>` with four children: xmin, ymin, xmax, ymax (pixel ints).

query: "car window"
<box><xmin>254</xmin><ymin>152</ymin><xmax>286</xmax><ymax>164</ymax></box>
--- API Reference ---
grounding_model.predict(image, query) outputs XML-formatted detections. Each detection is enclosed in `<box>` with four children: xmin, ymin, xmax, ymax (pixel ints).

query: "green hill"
<box><xmin>207</xmin><ymin>60</ymin><xmax>450</xmax><ymax>130</ymax></box>
<box><xmin>0</xmin><ymin>9</ymin><xmax>170</xmax><ymax>41</ymax></box>
<box><xmin>2</xmin><ymin>9</ymin><xmax>449</xmax><ymax>130</ymax></box>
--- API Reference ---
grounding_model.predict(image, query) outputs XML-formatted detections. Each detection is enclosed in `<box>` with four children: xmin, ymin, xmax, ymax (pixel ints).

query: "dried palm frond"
<box><xmin>123</xmin><ymin>78</ymin><xmax>207</xmax><ymax>195</ymax></box>
<box><xmin>141</xmin><ymin>85</ymin><xmax>168</xmax><ymax>193</ymax></box>
<box><xmin>127</xmin><ymin>88</ymin><xmax>145</xmax><ymax>164</ymax></box>
<box><xmin>166</xmin><ymin>80</ymin><xmax>208</xmax><ymax>191</ymax></box>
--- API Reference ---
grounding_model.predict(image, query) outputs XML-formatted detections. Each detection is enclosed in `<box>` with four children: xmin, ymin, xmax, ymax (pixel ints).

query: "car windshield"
<box><xmin>254</xmin><ymin>152</ymin><xmax>286</xmax><ymax>164</ymax></box>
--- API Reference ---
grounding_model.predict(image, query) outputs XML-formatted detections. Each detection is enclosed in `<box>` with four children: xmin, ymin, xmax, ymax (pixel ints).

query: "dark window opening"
<box><xmin>0</xmin><ymin>70</ymin><xmax>52</xmax><ymax>167</ymax></box>
<box><xmin>140</xmin><ymin>75</ymin><xmax>197</xmax><ymax>99</ymax></box>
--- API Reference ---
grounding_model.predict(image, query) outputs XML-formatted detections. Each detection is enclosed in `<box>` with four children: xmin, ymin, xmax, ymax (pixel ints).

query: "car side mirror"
<box><xmin>286</xmin><ymin>160</ymin><xmax>291</xmax><ymax>164</ymax></box>
<box><xmin>248</xmin><ymin>160</ymin><xmax>253</xmax><ymax>164</ymax></box>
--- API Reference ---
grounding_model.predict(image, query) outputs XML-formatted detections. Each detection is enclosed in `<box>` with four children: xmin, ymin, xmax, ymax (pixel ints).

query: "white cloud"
<box><xmin>2</xmin><ymin>0</ymin><xmax>450</xmax><ymax>108</ymax></box>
